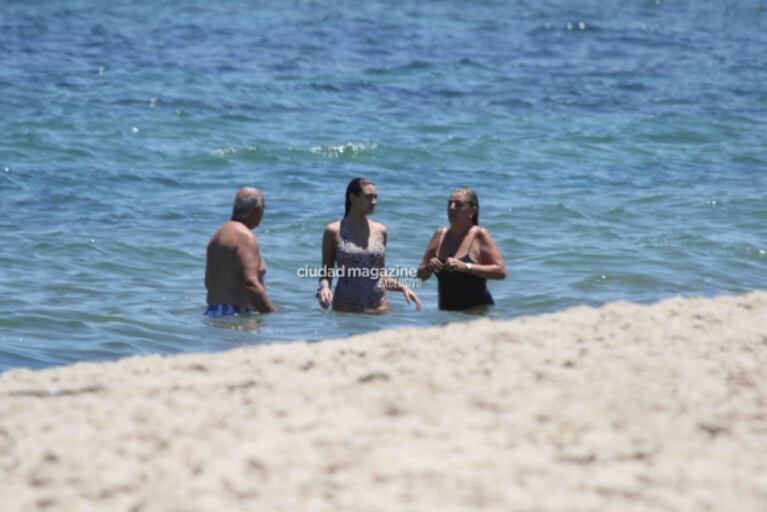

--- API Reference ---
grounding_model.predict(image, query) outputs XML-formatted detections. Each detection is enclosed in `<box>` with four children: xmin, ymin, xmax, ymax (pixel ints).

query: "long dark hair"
<box><xmin>344</xmin><ymin>177</ymin><xmax>374</xmax><ymax>217</ymax></box>
<box><xmin>453</xmin><ymin>187</ymin><xmax>479</xmax><ymax>225</ymax></box>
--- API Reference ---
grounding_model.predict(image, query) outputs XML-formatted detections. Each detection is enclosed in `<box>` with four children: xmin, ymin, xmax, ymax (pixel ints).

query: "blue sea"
<box><xmin>1</xmin><ymin>0</ymin><xmax>766</xmax><ymax>371</ymax></box>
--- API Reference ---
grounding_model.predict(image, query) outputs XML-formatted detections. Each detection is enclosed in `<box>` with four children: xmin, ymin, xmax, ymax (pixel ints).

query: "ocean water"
<box><xmin>1</xmin><ymin>0</ymin><xmax>766</xmax><ymax>371</ymax></box>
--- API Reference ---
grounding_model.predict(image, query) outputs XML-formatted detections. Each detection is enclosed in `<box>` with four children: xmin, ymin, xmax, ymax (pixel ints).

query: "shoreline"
<box><xmin>1</xmin><ymin>292</ymin><xmax>766</xmax><ymax>511</ymax></box>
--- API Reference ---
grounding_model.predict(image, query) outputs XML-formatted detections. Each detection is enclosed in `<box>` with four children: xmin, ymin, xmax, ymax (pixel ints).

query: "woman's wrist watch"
<box><xmin>465</xmin><ymin>262</ymin><xmax>473</xmax><ymax>273</ymax></box>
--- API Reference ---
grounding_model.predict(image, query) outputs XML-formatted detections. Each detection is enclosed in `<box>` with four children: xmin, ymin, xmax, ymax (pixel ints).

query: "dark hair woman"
<box><xmin>417</xmin><ymin>188</ymin><xmax>506</xmax><ymax>310</ymax></box>
<box><xmin>317</xmin><ymin>178</ymin><xmax>421</xmax><ymax>313</ymax></box>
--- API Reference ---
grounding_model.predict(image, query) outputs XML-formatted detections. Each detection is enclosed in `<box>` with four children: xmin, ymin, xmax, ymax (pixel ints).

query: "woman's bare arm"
<box><xmin>417</xmin><ymin>228</ymin><xmax>444</xmax><ymax>281</ymax></box>
<box><xmin>317</xmin><ymin>222</ymin><xmax>338</xmax><ymax>308</ymax></box>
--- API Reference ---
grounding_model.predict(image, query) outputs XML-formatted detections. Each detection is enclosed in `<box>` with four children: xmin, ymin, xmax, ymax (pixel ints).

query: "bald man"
<box><xmin>204</xmin><ymin>187</ymin><xmax>277</xmax><ymax>316</ymax></box>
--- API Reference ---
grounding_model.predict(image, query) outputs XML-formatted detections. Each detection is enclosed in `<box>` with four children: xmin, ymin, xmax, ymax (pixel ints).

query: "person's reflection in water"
<box><xmin>206</xmin><ymin>314</ymin><xmax>265</xmax><ymax>333</ymax></box>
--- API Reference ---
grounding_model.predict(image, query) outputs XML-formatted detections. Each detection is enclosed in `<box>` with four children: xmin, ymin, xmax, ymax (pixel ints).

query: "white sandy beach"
<box><xmin>1</xmin><ymin>292</ymin><xmax>766</xmax><ymax>511</ymax></box>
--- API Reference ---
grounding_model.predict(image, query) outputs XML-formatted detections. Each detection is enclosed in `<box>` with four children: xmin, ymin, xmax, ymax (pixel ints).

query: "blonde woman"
<box><xmin>418</xmin><ymin>188</ymin><xmax>505</xmax><ymax>310</ymax></box>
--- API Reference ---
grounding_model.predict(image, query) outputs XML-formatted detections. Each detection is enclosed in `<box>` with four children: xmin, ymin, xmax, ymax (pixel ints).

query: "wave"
<box><xmin>310</xmin><ymin>142</ymin><xmax>377</xmax><ymax>158</ymax></box>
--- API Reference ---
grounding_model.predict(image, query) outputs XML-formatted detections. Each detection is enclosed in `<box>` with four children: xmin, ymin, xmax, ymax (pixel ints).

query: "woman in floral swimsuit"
<box><xmin>316</xmin><ymin>178</ymin><xmax>421</xmax><ymax>313</ymax></box>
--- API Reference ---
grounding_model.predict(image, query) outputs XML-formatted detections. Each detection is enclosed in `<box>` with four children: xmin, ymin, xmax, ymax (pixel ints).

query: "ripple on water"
<box><xmin>310</xmin><ymin>142</ymin><xmax>378</xmax><ymax>159</ymax></box>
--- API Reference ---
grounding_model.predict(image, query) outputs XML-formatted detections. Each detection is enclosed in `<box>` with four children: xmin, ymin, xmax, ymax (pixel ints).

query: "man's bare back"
<box><xmin>205</xmin><ymin>188</ymin><xmax>276</xmax><ymax>315</ymax></box>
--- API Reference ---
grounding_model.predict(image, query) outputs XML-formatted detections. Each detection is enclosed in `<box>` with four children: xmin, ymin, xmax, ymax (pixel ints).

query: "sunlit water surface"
<box><xmin>1</xmin><ymin>0</ymin><xmax>766</xmax><ymax>370</ymax></box>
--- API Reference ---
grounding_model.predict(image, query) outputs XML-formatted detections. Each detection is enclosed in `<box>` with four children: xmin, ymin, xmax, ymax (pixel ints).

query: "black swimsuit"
<box><xmin>435</xmin><ymin>230</ymin><xmax>495</xmax><ymax>311</ymax></box>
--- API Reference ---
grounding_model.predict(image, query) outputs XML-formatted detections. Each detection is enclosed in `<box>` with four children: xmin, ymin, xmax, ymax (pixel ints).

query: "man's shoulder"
<box><xmin>212</xmin><ymin>221</ymin><xmax>255</xmax><ymax>244</ymax></box>
<box><xmin>222</xmin><ymin>220</ymin><xmax>252</xmax><ymax>233</ymax></box>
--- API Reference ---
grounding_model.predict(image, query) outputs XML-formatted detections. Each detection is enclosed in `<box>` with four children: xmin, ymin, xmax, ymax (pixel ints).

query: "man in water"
<box><xmin>204</xmin><ymin>187</ymin><xmax>277</xmax><ymax>316</ymax></box>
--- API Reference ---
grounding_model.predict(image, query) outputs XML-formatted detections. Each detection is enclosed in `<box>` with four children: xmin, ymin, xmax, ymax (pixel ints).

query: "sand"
<box><xmin>1</xmin><ymin>292</ymin><xmax>766</xmax><ymax>511</ymax></box>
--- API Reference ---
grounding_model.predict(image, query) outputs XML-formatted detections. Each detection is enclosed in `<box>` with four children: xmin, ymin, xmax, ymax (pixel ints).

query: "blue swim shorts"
<box><xmin>204</xmin><ymin>304</ymin><xmax>256</xmax><ymax>318</ymax></box>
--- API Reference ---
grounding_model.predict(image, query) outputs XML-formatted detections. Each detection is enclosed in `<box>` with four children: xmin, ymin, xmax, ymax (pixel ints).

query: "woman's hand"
<box><xmin>417</xmin><ymin>228</ymin><xmax>444</xmax><ymax>281</ymax></box>
<box><xmin>317</xmin><ymin>286</ymin><xmax>333</xmax><ymax>309</ymax></box>
<box><xmin>426</xmin><ymin>257</ymin><xmax>444</xmax><ymax>274</ymax></box>
<box><xmin>443</xmin><ymin>257</ymin><xmax>469</xmax><ymax>273</ymax></box>
<box><xmin>402</xmin><ymin>287</ymin><xmax>422</xmax><ymax>312</ymax></box>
